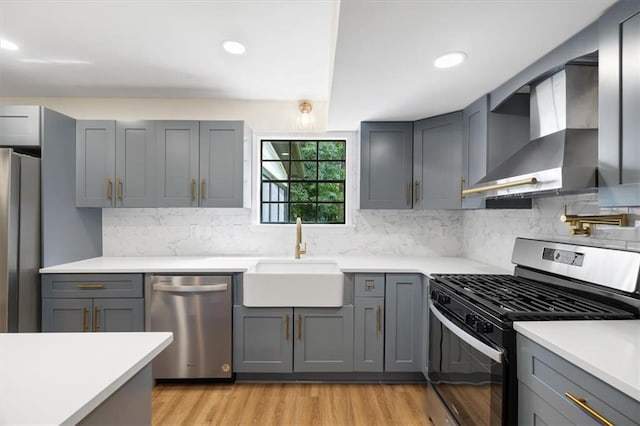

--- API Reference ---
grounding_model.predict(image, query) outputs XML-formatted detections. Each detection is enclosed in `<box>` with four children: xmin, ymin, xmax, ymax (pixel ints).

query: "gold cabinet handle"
<box><xmin>117</xmin><ymin>178</ymin><xmax>123</xmax><ymax>201</ymax></box>
<box><xmin>76</xmin><ymin>284</ymin><xmax>104</xmax><ymax>289</ymax></box>
<box><xmin>93</xmin><ymin>306</ymin><xmax>100</xmax><ymax>332</ymax></box>
<box><xmin>414</xmin><ymin>181</ymin><xmax>420</xmax><ymax>202</ymax></box>
<box><xmin>191</xmin><ymin>179</ymin><xmax>196</xmax><ymax>202</ymax></box>
<box><xmin>460</xmin><ymin>176</ymin><xmax>466</xmax><ymax>200</ymax></box>
<box><xmin>201</xmin><ymin>179</ymin><xmax>206</xmax><ymax>201</ymax></box>
<box><xmin>297</xmin><ymin>314</ymin><xmax>302</xmax><ymax>340</ymax></box>
<box><xmin>82</xmin><ymin>307</ymin><xmax>88</xmax><ymax>332</ymax></box>
<box><xmin>285</xmin><ymin>314</ymin><xmax>290</xmax><ymax>341</ymax></box>
<box><xmin>365</xmin><ymin>280</ymin><xmax>375</xmax><ymax>290</ymax></box>
<box><xmin>461</xmin><ymin>177</ymin><xmax>537</xmax><ymax>196</ymax></box>
<box><xmin>406</xmin><ymin>182</ymin><xmax>411</xmax><ymax>205</ymax></box>
<box><xmin>565</xmin><ymin>392</ymin><xmax>614</xmax><ymax>426</ymax></box>
<box><xmin>106</xmin><ymin>178</ymin><xmax>113</xmax><ymax>201</ymax></box>
<box><xmin>376</xmin><ymin>305</ymin><xmax>382</xmax><ymax>334</ymax></box>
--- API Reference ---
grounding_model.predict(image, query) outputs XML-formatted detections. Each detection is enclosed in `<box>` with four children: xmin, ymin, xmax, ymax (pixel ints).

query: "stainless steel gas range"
<box><xmin>428</xmin><ymin>238</ymin><xmax>640</xmax><ymax>426</ymax></box>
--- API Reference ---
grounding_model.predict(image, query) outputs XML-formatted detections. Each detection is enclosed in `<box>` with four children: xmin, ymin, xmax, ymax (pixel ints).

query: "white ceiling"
<box><xmin>0</xmin><ymin>0</ymin><xmax>618</xmax><ymax>130</ymax></box>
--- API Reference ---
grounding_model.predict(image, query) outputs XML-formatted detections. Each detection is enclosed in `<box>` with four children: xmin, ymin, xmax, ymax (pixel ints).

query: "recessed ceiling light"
<box><xmin>434</xmin><ymin>51</ymin><xmax>467</xmax><ymax>69</ymax></box>
<box><xmin>222</xmin><ymin>40</ymin><xmax>246</xmax><ymax>55</ymax></box>
<box><xmin>0</xmin><ymin>38</ymin><xmax>19</xmax><ymax>51</ymax></box>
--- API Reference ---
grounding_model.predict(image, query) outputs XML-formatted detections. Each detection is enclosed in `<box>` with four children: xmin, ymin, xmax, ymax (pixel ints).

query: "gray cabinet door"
<box><xmin>156</xmin><ymin>121</ymin><xmax>199</xmax><ymax>207</ymax></box>
<box><xmin>233</xmin><ymin>306</ymin><xmax>293</xmax><ymax>373</ymax></box>
<box><xmin>461</xmin><ymin>96</ymin><xmax>488</xmax><ymax>209</ymax></box>
<box><xmin>199</xmin><ymin>121</ymin><xmax>244</xmax><ymax>207</ymax></box>
<box><xmin>354</xmin><ymin>297</ymin><xmax>384</xmax><ymax>372</ymax></box>
<box><xmin>0</xmin><ymin>105</ymin><xmax>41</xmax><ymax>146</ymax></box>
<box><xmin>413</xmin><ymin>112</ymin><xmax>462</xmax><ymax>209</ymax></box>
<box><xmin>385</xmin><ymin>274</ymin><xmax>422</xmax><ymax>372</ymax></box>
<box><xmin>76</xmin><ymin>120</ymin><xmax>116</xmax><ymax>207</ymax></box>
<box><xmin>96</xmin><ymin>298</ymin><xmax>144</xmax><ymax>332</ymax></box>
<box><xmin>421</xmin><ymin>278</ymin><xmax>429</xmax><ymax>379</ymax></box>
<box><xmin>599</xmin><ymin>3</ymin><xmax>640</xmax><ymax>206</ymax></box>
<box><xmin>293</xmin><ymin>306</ymin><xmax>354</xmax><ymax>372</ymax></box>
<box><xmin>518</xmin><ymin>383</ymin><xmax>573</xmax><ymax>426</ymax></box>
<box><xmin>115</xmin><ymin>121</ymin><xmax>156</xmax><ymax>207</ymax></box>
<box><xmin>42</xmin><ymin>298</ymin><xmax>93</xmax><ymax>332</ymax></box>
<box><xmin>360</xmin><ymin>122</ymin><xmax>413</xmax><ymax>209</ymax></box>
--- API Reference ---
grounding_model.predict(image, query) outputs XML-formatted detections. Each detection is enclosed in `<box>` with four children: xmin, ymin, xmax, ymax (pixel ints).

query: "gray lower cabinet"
<box><xmin>413</xmin><ymin>112</ymin><xmax>462</xmax><ymax>209</ymax></box>
<box><xmin>294</xmin><ymin>306</ymin><xmax>354</xmax><ymax>372</ymax></box>
<box><xmin>233</xmin><ymin>305</ymin><xmax>354</xmax><ymax>373</ymax></box>
<box><xmin>598</xmin><ymin>2</ymin><xmax>640</xmax><ymax>206</ymax></box>
<box><xmin>41</xmin><ymin>274</ymin><xmax>144</xmax><ymax>332</ymax></box>
<box><xmin>76</xmin><ymin>120</ymin><xmax>155</xmax><ymax>207</ymax></box>
<box><xmin>385</xmin><ymin>274</ymin><xmax>422</xmax><ymax>372</ymax></box>
<box><xmin>517</xmin><ymin>334</ymin><xmax>639</xmax><ymax>426</ymax></box>
<box><xmin>354</xmin><ymin>297</ymin><xmax>384</xmax><ymax>372</ymax></box>
<box><xmin>233</xmin><ymin>306</ymin><xmax>293</xmax><ymax>373</ymax></box>
<box><xmin>360</xmin><ymin>122</ymin><xmax>413</xmax><ymax>209</ymax></box>
<box><xmin>0</xmin><ymin>105</ymin><xmax>41</xmax><ymax>146</ymax></box>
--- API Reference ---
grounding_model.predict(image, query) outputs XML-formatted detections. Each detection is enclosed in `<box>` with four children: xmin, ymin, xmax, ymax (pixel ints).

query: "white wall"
<box><xmin>0</xmin><ymin>97</ymin><xmax>328</xmax><ymax>133</ymax></box>
<box><xmin>462</xmin><ymin>194</ymin><xmax>640</xmax><ymax>271</ymax></box>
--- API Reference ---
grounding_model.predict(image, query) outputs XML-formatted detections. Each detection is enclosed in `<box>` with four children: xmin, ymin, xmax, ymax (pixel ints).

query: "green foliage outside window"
<box><xmin>261</xmin><ymin>140</ymin><xmax>346</xmax><ymax>224</ymax></box>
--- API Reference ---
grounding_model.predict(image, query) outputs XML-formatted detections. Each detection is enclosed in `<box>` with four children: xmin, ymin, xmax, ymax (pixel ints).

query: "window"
<box><xmin>261</xmin><ymin>140</ymin><xmax>346</xmax><ymax>224</ymax></box>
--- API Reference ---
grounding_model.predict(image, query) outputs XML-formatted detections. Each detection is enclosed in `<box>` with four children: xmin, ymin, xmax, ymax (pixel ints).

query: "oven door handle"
<box><xmin>429</xmin><ymin>301</ymin><xmax>504</xmax><ymax>364</ymax></box>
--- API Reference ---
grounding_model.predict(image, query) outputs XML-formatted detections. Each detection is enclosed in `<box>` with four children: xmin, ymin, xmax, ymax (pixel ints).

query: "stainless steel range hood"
<box><xmin>463</xmin><ymin>65</ymin><xmax>598</xmax><ymax>199</ymax></box>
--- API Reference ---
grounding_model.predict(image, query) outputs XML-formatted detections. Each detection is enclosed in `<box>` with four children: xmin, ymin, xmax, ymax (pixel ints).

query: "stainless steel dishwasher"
<box><xmin>146</xmin><ymin>274</ymin><xmax>232</xmax><ymax>379</ymax></box>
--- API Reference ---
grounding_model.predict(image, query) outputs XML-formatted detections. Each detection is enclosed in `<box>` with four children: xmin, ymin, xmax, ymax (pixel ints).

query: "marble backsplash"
<box><xmin>102</xmin><ymin>208</ymin><xmax>464</xmax><ymax>257</ymax></box>
<box><xmin>102</xmin><ymin>194</ymin><xmax>639</xmax><ymax>271</ymax></box>
<box><xmin>461</xmin><ymin>194</ymin><xmax>640</xmax><ymax>271</ymax></box>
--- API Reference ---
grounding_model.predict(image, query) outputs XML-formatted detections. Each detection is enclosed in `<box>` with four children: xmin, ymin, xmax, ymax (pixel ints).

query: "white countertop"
<box><xmin>514</xmin><ymin>320</ymin><xmax>640</xmax><ymax>402</ymax></box>
<box><xmin>39</xmin><ymin>255</ymin><xmax>509</xmax><ymax>276</ymax></box>
<box><xmin>0</xmin><ymin>332</ymin><xmax>172</xmax><ymax>425</ymax></box>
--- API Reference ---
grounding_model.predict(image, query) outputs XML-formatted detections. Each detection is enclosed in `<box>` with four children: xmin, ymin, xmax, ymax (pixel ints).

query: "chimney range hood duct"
<box><xmin>463</xmin><ymin>65</ymin><xmax>598</xmax><ymax>199</ymax></box>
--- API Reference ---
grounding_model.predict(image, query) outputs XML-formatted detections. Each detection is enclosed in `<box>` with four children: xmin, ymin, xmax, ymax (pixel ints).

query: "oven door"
<box><xmin>428</xmin><ymin>301</ymin><xmax>505</xmax><ymax>426</ymax></box>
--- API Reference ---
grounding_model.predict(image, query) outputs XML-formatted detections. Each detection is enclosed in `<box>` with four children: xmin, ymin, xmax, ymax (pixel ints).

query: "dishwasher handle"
<box><xmin>153</xmin><ymin>283</ymin><xmax>228</xmax><ymax>293</ymax></box>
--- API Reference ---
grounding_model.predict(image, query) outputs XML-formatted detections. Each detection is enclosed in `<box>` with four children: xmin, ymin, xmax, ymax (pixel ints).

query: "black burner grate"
<box><xmin>432</xmin><ymin>274</ymin><xmax>635</xmax><ymax>320</ymax></box>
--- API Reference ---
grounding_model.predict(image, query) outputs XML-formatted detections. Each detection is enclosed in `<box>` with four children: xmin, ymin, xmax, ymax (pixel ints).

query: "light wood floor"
<box><xmin>152</xmin><ymin>383</ymin><xmax>433</xmax><ymax>425</ymax></box>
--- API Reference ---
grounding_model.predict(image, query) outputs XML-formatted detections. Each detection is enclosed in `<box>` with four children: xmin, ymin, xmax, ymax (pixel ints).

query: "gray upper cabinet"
<box><xmin>360</xmin><ymin>122</ymin><xmax>413</xmax><ymax>209</ymax></box>
<box><xmin>385</xmin><ymin>274</ymin><xmax>422</xmax><ymax>372</ymax></box>
<box><xmin>76</xmin><ymin>121</ymin><xmax>116</xmax><ymax>207</ymax></box>
<box><xmin>115</xmin><ymin>121</ymin><xmax>156</xmax><ymax>207</ymax></box>
<box><xmin>156</xmin><ymin>121</ymin><xmax>199</xmax><ymax>207</ymax></box>
<box><xmin>599</xmin><ymin>2</ymin><xmax>640</xmax><ymax>206</ymax></box>
<box><xmin>0</xmin><ymin>105</ymin><xmax>41</xmax><ymax>147</ymax></box>
<box><xmin>77</xmin><ymin>120</ymin><xmax>155</xmax><ymax>207</ymax></box>
<box><xmin>461</xmin><ymin>94</ymin><xmax>531</xmax><ymax>209</ymax></box>
<box><xmin>293</xmin><ymin>306</ymin><xmax>354</xmax><ymax>372</ymax></box>
<box><xmin>199</xmin><ymin>121</ymin><xmax>244</xmax><ymax>207</ymax></box>
<box><xmin>413</xmin><ymin>112</ymin><xmax>462</xmax><ymax>209</ymax></box>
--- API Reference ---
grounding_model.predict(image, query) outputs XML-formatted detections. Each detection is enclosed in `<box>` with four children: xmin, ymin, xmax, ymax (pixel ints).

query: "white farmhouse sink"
<box><xmin>243</xmin><ymin>258</ymin><xmax>344</xmax><ymax>307</ymax></box>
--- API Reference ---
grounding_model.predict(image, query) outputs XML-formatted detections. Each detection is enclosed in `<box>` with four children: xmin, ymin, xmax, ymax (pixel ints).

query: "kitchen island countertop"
<box><xmin>514</xmin><ymin>320</ymin><xmax>640</xmax><ymax>402</ymax></box>
<box><xmin>39</xmin><ymin>255</ymin><xmax>509</xmax><ymax>276</ymax></box>
<box><xmin>0</xmin><ymin>332</ymin><xmax>172</xmax><ymax>425</ymax></box>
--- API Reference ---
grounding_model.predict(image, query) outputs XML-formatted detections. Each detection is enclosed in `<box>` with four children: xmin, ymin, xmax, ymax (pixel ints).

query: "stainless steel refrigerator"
<box><xmin>0</xmin><ymin>148</ymin><xmax>40</xmax><ymax>332</ymax></box>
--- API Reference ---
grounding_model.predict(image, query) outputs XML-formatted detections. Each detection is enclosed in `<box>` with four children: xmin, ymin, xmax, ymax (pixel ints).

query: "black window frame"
<box><xmin>260</xmin><ymin>139</ymin><xmax>346</xmax><ymax>224</ymax></box>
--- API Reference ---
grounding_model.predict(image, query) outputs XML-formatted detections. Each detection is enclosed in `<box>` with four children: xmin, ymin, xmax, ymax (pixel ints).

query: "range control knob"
<box><xmin>475</xmin><ymin>321</ymin><xmax>494</xmax><ymax>333</ymax></box>
<box><xmin>465</xmin><ymin>314</ymin><xmax>477</xmax><ymax>326</ymax></box>
<box><xmin>430</xmin><ymin>290</ymin><xmax>437</xmax><ymax>300</ymax></box>
<box><xmin>438</xmin><ymin>294</ymin><xmax>451</xmax><ymax>305</ymax></box>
